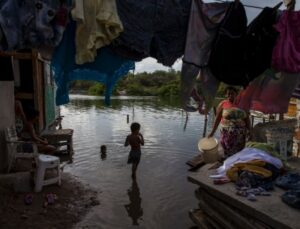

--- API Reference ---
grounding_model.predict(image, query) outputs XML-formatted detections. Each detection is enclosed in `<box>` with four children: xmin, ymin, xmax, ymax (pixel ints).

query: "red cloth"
<box><xmin>236</xmin><ymin>71</ymin><xmax>300</xmax><ymax>114</ymax></box>
<box><xmin>272</xmin><ymin>10</ymin><xmax>300</xmax><ymax>73</ymax></box>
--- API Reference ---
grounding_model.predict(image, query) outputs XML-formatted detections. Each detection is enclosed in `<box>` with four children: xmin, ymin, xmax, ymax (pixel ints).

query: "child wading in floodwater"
<box><xmin>125</xmin><ymin>122</ymin><xmax>144</xmax><ymax>179</ymax></box>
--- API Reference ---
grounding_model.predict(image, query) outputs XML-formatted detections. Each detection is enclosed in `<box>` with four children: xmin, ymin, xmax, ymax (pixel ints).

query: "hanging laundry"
<box><xmin>0</xmin><ymin>0</ymin><xmax>69</xmax><ymax>51</ymax></box>
<box><xmin>183</xmin><ymin>0</ymin><xmax>229</xmax><ymax>68</ymax></box>
<box><xmin>209</xmin><ymin>1</ymin><xmax>248</xmax><ymax>86</ymax></box>
<box><xmin>245</xmin><ymin>3</ymin><xmax>282</xmax><ymax>82</ymax></box>
<box><xmin>272</xmin><ymin>10</ymin><xmax>300</xmax><ymax>73</ymax></box>
<box><xmin>39</xmin><ymin>1</ymin><xmax>70</xmax><ymax>60</ymax></box>
<box><xmin>110</xmin><ymin>0</ymin><xmax>191</xmax><ymax>67</ymax></box>
<box><xmin>72</xmin><ymin>0</ymin><xmax>123</xmax><ymax>65</ymax></box>
<box><xmin>71</xmin><ymin>0</ymin><xmax>84</xmax><ymax>22</ymax></box>
<box><xmin>51</xmin><ymin>21</ymin><xmax>134</xmax><ymax>106</ymax></box>
<box><xmin>181</xmin><ymin>0</ymin><xmax>229</xmax><ymax>112</ymax></box>
<box><xmin>236</xmin><ymin>69</ymin><xmax>300</xmax><ymax>114</ymax></box>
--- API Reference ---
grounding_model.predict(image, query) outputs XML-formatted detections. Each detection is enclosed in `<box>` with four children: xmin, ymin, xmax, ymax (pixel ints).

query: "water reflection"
<box><xmin>63</xmin><ymin>95</ymin><xmax>212</xmax><ymax>228</ymax></box>
<box><xmin>100</xmin><ymin>152</ymin><xmax>107</xmax><ymax>160</ymax></box>
<box><xmin>124</xmin><ymin>179</ymin><xmax>143</xmax><ymax>226</ymax></box>
<box><xmin>68</xmin><ymin>95</ymin><xmax>182</xmax><ymax>112</ymax></box>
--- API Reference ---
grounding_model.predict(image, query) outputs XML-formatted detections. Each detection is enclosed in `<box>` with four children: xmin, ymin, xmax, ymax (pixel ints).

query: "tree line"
<box><xmin>69</xmin><ymin>70</ymin><xmax>228</xmax><ymax>98</ymax></box>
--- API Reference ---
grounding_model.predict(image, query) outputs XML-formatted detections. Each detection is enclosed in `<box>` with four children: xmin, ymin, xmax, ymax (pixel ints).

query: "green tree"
<box><xmin>88</xmin><ymin>83</ymin><xmax>105</xmax><ymax>96</ymax></box>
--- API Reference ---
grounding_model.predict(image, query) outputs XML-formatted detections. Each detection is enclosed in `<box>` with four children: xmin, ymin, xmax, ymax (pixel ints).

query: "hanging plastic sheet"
<box><xmin>51</xmin><ymin>20</ymin><xmax>135</xmax><ymax>106</ymax></box>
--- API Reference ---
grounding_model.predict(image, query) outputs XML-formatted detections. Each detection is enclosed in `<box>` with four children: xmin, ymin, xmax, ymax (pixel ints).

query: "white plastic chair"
<box><xmin>5</xmin><ymin>126</ymin><xmax>39</xmax><ymax>173</ymax></box>
<box><xmin>5</xmin><ymin>126</ymin><xmax>62</xmax><ymax>192</ymax></box>
<box><xmin>34</xmin><ymin>154</ymin><xmax>61</xmax><ymax>192</ymax></box>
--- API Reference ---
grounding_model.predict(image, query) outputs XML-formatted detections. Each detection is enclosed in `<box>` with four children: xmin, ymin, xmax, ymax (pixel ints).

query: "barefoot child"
<box><xmin>125</xmin><ymin>123</ymin><xmax>144</xmax><ymax>179</ymax></box>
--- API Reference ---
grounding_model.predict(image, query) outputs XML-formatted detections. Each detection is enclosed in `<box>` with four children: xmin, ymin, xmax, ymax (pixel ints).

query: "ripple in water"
<box><xmin>62</xmin><ymin>95</ymin><xmax>214</xmax><ymax>229</ymax></box>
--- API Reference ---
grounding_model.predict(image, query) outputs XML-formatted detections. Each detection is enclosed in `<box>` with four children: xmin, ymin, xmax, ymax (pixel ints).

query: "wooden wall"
<box><xmin>0</xmin><ymin>82</ymin><xmax>14</xmax><ymax>171</ymax></box>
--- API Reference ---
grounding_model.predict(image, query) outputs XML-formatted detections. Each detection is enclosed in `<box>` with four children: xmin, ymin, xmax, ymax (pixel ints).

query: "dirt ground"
<box><xmin>0</xmin><ymin>173</ymin><xmax>99</xmax><ymax>229</ymax></box>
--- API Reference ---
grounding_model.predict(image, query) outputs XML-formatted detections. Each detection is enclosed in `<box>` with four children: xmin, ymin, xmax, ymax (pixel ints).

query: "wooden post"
<box><xmin>183</xmin><ymin>112</ymin><xmax>189</xmax><ymax>131</ymax></box>
<box><xmin>32</xmin><ymin>50</ymin><xmax>45</xmax><ymax>131</ymax></box>
<box><xmin>203</xmin><ymin>114</ymin><xmax>208</xmax><ymax>137</ymax></box>
<box><xmin>0</xmin><ymin>82</ymin><xmax>15</xmax><ymax>171</ymax></box>
<box><xmin>127</xmin><ymin>115</ymin><xmax>129</xmax><ymax>124</ymax></box>
<box><xmin>279</xmin><ymin>113</ymin><xmax>284</xmax><ymax>120</ymax></box>
<box><xmin>132</xmin><ymin>103</ymin><xmax>135</xmax><ymax>121</ymax></box>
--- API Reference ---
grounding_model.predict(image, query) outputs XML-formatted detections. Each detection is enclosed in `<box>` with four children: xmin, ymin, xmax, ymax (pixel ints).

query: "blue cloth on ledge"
<box><xmin>51</xmin><ymin>20</ymin><xmax>135</xmax><ymax>105</ymax></box>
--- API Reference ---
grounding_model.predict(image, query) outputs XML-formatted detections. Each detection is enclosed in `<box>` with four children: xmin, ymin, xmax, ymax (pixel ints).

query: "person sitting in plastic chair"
<box><xmin>16</xmin><ymin>104</ymin><xmax>56</xmax><ymax>155</ymax></box>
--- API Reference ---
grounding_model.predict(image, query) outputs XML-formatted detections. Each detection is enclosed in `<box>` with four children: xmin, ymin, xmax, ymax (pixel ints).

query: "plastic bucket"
<box><xmin>198</xmin><ymin>137</ymin><xmax>219</xmax><ymax>163</ymax></box>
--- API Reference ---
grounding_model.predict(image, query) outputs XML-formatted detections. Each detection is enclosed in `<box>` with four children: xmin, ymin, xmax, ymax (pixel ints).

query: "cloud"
<box><xmin>135</xmin><ymin>58</ymin><xmax>182</xmax><ymax>73</ymax></box>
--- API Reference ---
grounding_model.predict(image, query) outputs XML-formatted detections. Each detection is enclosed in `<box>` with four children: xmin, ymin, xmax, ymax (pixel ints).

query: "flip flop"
<box><xmin>24</xmin><ymin>194</ymin><xmax>33</xmax><ymax>205</ymax></box>
<box><xmin>45</xmin><ymin>193</ymin><xmax>57</xmax><ymax>205</ymax></box>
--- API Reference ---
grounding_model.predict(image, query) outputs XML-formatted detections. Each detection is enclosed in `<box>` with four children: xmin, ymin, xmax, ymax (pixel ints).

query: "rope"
<box><xmin>213</xmin><ymin>0</ymin><xmax>267</xmax><ymax>10</ymax></box>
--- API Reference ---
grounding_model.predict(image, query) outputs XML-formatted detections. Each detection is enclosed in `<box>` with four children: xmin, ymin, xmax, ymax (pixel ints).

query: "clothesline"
<box><xmin>213</xmin><ymin>0</ymin><xmax>268</xmax><ymax>10</ymax></box>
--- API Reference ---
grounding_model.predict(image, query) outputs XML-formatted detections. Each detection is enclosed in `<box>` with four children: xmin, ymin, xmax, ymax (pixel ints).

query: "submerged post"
<box><xmin>127</xmin><ymin>114</ymin><xmax>129</xmax><ymax>123</ymax></box>
<box><xmin>203</xmin><ymin>114</ymin><xmax>208</xmax><ymax>138</ymax></box>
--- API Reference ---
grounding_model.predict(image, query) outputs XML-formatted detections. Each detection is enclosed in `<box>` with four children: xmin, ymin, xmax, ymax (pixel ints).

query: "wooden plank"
<box><xmin>205</xmin><ymin>215</ymin><xmax>223</xmax><ymax>229</ymax></box>
<box><xmin>186</xmin><ymin>154</ymin><xmax>205</xmax><ymax>168</ymax></box>
<box><xmin>188</xmin><ymin>164</ymin><xmax>300</xmax><ymax>229</ymax></box>
<box><xmin>198</xmin><ymin>198</ymin><xmax>235</xmax><ymax>229</ymax></box>
<box><xmin>0</xmin><ymin>52</ymin><xmax>32</xmax><ymax>59</ymax></box>
<box><xmin>189</xmin><ymin>209</ymin><xmax>214</xmax><ymax>229</ymax></box>
<box><xmin>32</xmin><ymin>50</ymin><xmax>45</xmax><ymax>131</ymax></box>
<box><xmin>15</xmin><ymin>92</ymin><xmax>34</xmax><ymax>100</ymax></box>
<box><xmin>190</xmin><ymin>207</ymin><xmax>223</xmax><ymax>229</ymax></box>
<box><xmin>198</xmin><ymin>188</ymin><xmax>266</xmax><ymax>229</ymax></box>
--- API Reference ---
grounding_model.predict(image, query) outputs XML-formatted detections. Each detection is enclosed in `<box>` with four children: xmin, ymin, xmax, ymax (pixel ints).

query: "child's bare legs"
<box><xmin>132</xmin><ymin>163</ymin><xmax>138</xmax><ymax>179</ymax></box>
<box><xmin>37</xmin><ymin>144</ymin><xmax>56</xmax><ymax>155</ymax></box>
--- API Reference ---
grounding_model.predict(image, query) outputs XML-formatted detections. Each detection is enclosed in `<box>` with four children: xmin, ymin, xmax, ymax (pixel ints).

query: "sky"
<box><xmin>136</xmin><ymin>0</ymin><xmax>300</xmax><ymax>73</ymax></box>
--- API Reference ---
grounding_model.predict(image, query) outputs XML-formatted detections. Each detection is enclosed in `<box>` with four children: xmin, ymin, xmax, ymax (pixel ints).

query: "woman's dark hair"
<box><xmin>131</xmin><ymin>122</ymin><xmax>141</xmax><ymax>132</ymax></box>
<box><xmin>225</xmin><ymin>86</ymin><xmax>238</xmax><ymax>94</ymax></box>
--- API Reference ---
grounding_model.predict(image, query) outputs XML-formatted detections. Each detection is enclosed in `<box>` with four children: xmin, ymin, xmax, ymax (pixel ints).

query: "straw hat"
<box><xmin>198</xmin><ymin>137</ymin><xmax>218</xmax><ymax>152</ymax></box>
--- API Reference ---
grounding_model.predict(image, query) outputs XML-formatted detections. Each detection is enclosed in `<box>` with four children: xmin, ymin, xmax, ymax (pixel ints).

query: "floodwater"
<box><xmin>62</xmin><ymin>95</ymin><xmax>214</xmax><ymax>229</ymax></box>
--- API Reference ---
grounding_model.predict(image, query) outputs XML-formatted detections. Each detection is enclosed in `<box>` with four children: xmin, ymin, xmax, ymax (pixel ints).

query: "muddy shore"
<box><xmin>0</xmin><ymin>173</ymin><xmax>99</xmax><ymax>229</ymax></box>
